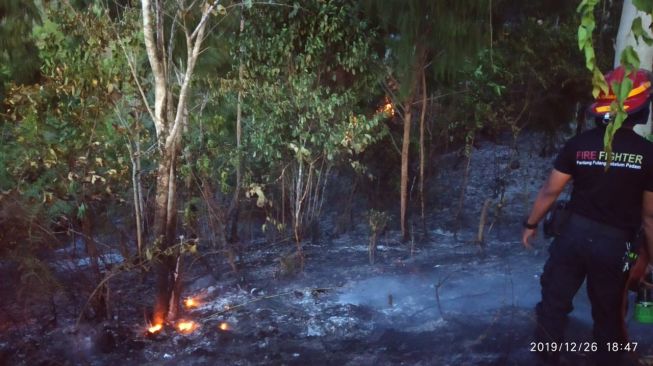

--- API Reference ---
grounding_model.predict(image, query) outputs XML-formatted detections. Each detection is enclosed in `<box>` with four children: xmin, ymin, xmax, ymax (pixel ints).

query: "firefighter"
<box><xmin>522</xmin><ymin>66</ymin><xmax>653</xmax><ymax>366</ymax></box>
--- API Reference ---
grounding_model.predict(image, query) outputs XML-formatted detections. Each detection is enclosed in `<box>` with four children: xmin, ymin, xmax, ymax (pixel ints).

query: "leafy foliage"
<box><xmin>0</xmin><ymin>0</ymin><xmax>641</xmax><ymax>329</ymax></box>
<box><xmin>0</xmin><ymin>0</ymin><xmax>41</xmax><ymax>99</ymax></box>
<box><xmin>364</xmin><ymin>0</ymin><xmax>489</xmax><ymax>92</ymax></box>
<box><xmin>2</xmin><ymin>4</ymin><xmax>141</xmax><ymax>218</ymax></box>
<box><xmin>456</xmin><ymin>5</ymin><xmax>592</xmax><ymax>138</ymax></box>
<box><xmin>578</xmin><ymin>0</ymin><xmax>653</xmax><ymax>163</ymax></box>
<box><xmin>239</xmin><ymin>0</ymin><xmax>386</xmax><ymax>237</ymax></box>
<box><xmin>242</xmin><ymin>1</ymin><xmax>384</xmax><ymax>162</ymax></box>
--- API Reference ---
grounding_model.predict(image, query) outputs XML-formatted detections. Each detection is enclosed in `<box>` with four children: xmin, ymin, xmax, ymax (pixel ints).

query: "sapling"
<box><xmin>368</xmin><ymin>210</ymin><xmax>390</xmax><ymax>264</ymax></box>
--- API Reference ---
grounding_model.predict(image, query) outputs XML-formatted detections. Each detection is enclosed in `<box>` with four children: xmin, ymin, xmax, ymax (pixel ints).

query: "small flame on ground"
<box><xmin>184</xmin><ymin>297</ymin><xmax>198</xmax><ymax>308</ymax></box>
<box><xmin>219</xmin><ymin>322</ymin><xmax>230</xmax><ymax>331</ymax></box>
<box><xmin>177</xmin><ymin>320</ymin><xmax>197</xmax><ymax>334</ymax></box>
<box><xmin>148</xmin><ymin>324</ymin><xmax>163</xmax><ymax>334</ymax></box>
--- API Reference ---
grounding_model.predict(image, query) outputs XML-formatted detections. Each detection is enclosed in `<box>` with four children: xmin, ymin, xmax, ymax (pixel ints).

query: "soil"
<box><xmin>2</xmin><ymin>130</ymin><xmax>653</xmax><ymax>366</ymax></box>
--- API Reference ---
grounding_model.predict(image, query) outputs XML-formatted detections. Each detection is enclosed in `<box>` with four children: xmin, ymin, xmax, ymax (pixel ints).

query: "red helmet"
<box><xmin>588</xmin><ymin>66</ymin><xmax>652</xmax><ymax>119</ymax></box>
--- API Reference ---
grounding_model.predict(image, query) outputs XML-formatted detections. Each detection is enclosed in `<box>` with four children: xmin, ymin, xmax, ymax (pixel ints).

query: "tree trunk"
<box><xmin>614</xmin><ymin>0</ymin><xmax>653</xmax><ymax>70</ymax></box>
<box><xmin>127</xmin><ymin>128</ymin><xmax>145</xmax><ymax>260</ymax></box>
<box><xmin>167</xmin><ymin>254</ymin><xmax>183</xmax><ymax>320</ymax></box>
<box><xmin>418</xmin><ymin>68</ymin><xmax>427</xmax><ymax>238</ymax></box>
<box><xmin>615</xmin><ymin>0</ymin><xmax>653</xmax><ymax>137</ymax></box>
<box><xmin>400</xmin><ymin>98</ymin><xmax>413</xmax><ymax>241</ymax></box>
<box><xmin>229</xmin><ymin>12</ymin><xmax>245</xmax><ymax>243</ymax></box>
<box><xmin>400</xmin><ymin>50</ymin><xmax>425</xmax><ymax>241</ymax></box>
<box><xmin>140</xmin><ymin>0</ymin><xmax>217</xmax><ymax>325</ymax></box>
<box><xmin>152</xmin><ymin>150</ymin><xmax>178</xmax><ymax>325</ymax></box>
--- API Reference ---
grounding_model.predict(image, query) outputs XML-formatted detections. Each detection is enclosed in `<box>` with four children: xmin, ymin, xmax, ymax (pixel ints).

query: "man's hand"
<box><xmin>643</xmin><ymin>264</ymin><xmax>653</xmax><ymax>288</ymax></box>
<box><xmin>521</xmin><ymin>169</ymin><xmax>571</xmax><ymax>251</ymax></box>
<box><xmin>522</xmin><ymin>228</ymin><xmax>537</xmax><ymax>250</ymax></box>
<box><xmin>642</xmin><ymin>191</ymin><xmax>653</xmax><ymax>288</ymax></box>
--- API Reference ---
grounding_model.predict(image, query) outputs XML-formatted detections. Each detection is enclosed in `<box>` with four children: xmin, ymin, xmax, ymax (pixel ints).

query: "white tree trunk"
<box><xmin>614</xmin><ymin>0</ymin><xmax>653</xmax><ymax>70</ymax></box>
<box><xmin>140</xmin><ymin>0</ymin><xmax>220</xmax><ymax>324</ymax></box>
<box><xmin>141</xmin><ymin>0</ymin><xmax>167</xmax><ymax>138</ymax></box>
<box><xmin>614</xmin><ymin>0</ymin><xmax>653</xmax><ymax>136</ymax></box>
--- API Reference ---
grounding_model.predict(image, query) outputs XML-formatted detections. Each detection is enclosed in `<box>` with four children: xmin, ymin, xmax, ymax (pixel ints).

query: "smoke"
<box><xmin>335</xmin><ymin>257</ymin><xmax>550</xmax><ymax>330</ymax></box>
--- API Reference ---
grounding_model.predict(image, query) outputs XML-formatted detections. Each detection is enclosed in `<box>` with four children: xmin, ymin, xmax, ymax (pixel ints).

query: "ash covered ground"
<box><xmin>3</xmin><ymin>130</ymin><xmax>653</xmax><ymax>366</ymax></box>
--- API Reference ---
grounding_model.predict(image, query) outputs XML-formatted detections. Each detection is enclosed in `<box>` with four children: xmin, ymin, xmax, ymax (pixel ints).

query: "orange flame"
<box><xmin>184</xmin><ymin>297</ymin><xmax>198</xmax><ymax>308</ymax></box>
<box><xmin>377</xmin><ymin>97</ymin><xmax>395</xmax><ymax>117</ymax></box>
<box><xmin>177</xmin><ymin>320</ymin><xmax>198</xmax><ymax>334</ymax></box>
<box><xmin>219</xmin><ymin>322</ymin><xmax>230</xmax><ymax>331</ymax></box>
<box><xmin>148</xmin><ymin>324</ymin><xmax>163</xmax><ymax>334</ymax></box>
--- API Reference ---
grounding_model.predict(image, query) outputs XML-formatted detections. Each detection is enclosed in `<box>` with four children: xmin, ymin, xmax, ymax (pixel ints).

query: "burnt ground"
<box><xmin>2</xmin><ymin>130</ymin><xmax>653</xmax><ymax>365</ymax></box>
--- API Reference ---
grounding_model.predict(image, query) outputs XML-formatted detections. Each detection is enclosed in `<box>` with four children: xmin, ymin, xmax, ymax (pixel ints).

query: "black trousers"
<box><xmin>535</xmin><ymin>213</ymin><xmax>630</xmax><ymax>366</ymax></box>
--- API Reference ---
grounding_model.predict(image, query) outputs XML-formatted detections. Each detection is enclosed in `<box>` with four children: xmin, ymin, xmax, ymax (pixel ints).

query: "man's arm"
<box><xmin>522</xmin><ymin>169</ymin><xmax>572</xmax><ymax>249</ymax></box>
<box><xmin>641</xmin><ymin>191</ymin><xmax>653</xmax><ymax>272</ymax></box>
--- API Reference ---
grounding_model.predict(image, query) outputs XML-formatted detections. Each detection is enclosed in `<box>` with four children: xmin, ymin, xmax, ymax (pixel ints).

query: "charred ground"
<box><xmin>1</xmin><ymin>130</ymin><xmax>652</xmax><ymax>366</ymax></box>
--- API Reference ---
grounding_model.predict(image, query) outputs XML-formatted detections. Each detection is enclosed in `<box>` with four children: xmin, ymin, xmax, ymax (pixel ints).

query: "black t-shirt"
<box><xmin>554</xmin><ymin>127</ymin><xmax>653</xmax><ymax>231</ymax></box>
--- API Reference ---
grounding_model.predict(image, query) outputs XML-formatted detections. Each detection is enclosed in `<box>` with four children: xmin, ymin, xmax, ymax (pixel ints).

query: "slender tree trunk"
<box><xmin>615</xmin><ymin>0</ymin><xmax>653</xmax><ymax>137</ymax></box>
<box><xmin>400</xmin><ymin>51</ymin><xmax>425</xmax><ymax>241</ymax></box>
<box><xmin>294</xmin><ymin>157</ymin><xmax>304</xmax><ymax>244</ymax></box>
<box><xmin>128</xmin><ymin>128</ymin><xmax>144</xmax><ymax>260</ymax></box>
<box><xmin>167</xmin><ymin>254</ymin><xmax>182</xmax><ymax>320</ymax></box>
<box><xmin>229</xmin><ymin>13</ymin><xmax>245</xmax><ymax>242</ymax></box>
<box><xmin>418</xmin><ymin>68</ymin><xmax>427</xmax><ymax>237</ymax></box>
<box><xmin>141</xmin><ymin>0</ymin><xmax>216</xmax><ymax>325</ymax></box>
<box><xmin>152</xmin><ymin>152</ymin><xmax>177</xmax><ymax>325</ymax></box>
<box><xmin>614</xmin><ymin>0</ymin><xmax>653</xmax><ymax>70</ymax></box>
<box><xmin>400</xmin><ymin>98</ymin><xmax>413</xmax><ymax>241</ymax></box>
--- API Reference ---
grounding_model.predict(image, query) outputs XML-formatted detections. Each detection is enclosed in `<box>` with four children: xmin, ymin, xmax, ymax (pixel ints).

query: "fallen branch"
<box><xmin>406</xmin><ymin>270</ymin><xmax>456</xmax><ymax>321</ymax></box>
<box><xmin>434</xmin><ymin>272</ymin><xmax>454</xmax><ymax>320</ymax></box>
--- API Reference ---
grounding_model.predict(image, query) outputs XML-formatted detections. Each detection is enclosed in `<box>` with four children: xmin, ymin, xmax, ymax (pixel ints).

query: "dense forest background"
<box><xmin>0</xmin><ymin>0</ymin><xmax>648</xmax><ymax>355</ymax></box>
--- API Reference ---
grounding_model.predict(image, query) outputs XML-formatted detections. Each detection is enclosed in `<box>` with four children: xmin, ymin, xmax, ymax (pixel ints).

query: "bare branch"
<box><xmin>187</xmin><ymin>0</ymin><xmax>200</xmax><ymax>11</ymax></box>
<box><xmin>114</xmin><ymin>36</ymin><xmax>156</xmax><ymax>122</ymax></box>
<box><xmin>155</xmin><ymin>0</ymin><xmax>167</xmax><ymax>65</ymax></box>
<box><xmin>167</xmin><ymin>11</ymin><xmax>180</xmax><ymax>76</ymax></box>
<box><xmin>190</xmin><ymin>1</ymin><xmax>218</xmax><ymax>42</ymax></box>
<box><xmin>167</xmin><ymin>4</ymin><xmax>210</xmax><ymax>148</ymax></box>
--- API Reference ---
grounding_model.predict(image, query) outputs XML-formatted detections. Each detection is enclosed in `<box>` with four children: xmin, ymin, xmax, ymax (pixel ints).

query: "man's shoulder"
<box><xmin>561</xmin><ymin>127</ymin><xmax>602</xmax><ymax>149</ymax></box>
<box><xmin>577</xmin><ymin>126</ymin><xmax>604</xmax><ymax>139</ymax></box>
<box><xmin>620</xmin><ymin>129</ymin><xmax>653</xmax><ymax>151</ymax></box>
<box><xmin>574</xmin><ymin>127</ymin><xmax>652</xmax><ymax>148</ymax></box>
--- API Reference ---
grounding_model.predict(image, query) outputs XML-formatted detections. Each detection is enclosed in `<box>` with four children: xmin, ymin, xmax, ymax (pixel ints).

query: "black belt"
<box><xmin>567</xmin><ymin>213</ymin><xmax>633</xmax><ymax>241</ymax></box>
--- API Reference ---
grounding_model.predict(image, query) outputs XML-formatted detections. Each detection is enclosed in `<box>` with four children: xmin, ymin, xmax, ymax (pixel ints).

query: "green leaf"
<box><xmin>612</xmin><ymin>78</ymin><xmax>633</xmax><ymax>103</ymax></box>
<box><xmin>584</xmin><ymin>46</ymin><xmax>595</xmax><ymax>70</ymax></box>
<box><xmin>620</xmin><ymin>46</ymin><xmax>641</xmax><ymax>71</ymax></box>
<box><xmin>592</xmin><ymin>68</ymin><xmax>609</xmax><ymax>98</ymax></box>
<box><xmin>77</xmin><ymin>202</ymin><xmax>86</xmax><ymax>220</ymax></box>
<box><xmin>631</xmin><ymin>17</ymin><xmax>653</xmax><ymax>46</ymax></box>
<box><xmin>577</xmin><ymin>0</ymin><xmax>600</xmax><ymax>13</ymax></box>
<box><xmin>581</xmin><ymin>14</ymin><xmax>595</xmax><ymax>31</ymax></box>
<box><xmin>578</xmin><ymin>26</ymin><xmax>588</xmax><ymax>50</ymax></box>
<box><xmin>614</xmin><ymin>111</ymin><xmax>627</xmax><ymax>131</ymax></box>
<box><xmin>633</xmin><ymin>0</ymin><xmax>653</xmax><ymax>14</ymax></box>
<box><xmin>216</xmin><ymin>4</ymin><xmax>227</xmax><ymax>16</ymax></box>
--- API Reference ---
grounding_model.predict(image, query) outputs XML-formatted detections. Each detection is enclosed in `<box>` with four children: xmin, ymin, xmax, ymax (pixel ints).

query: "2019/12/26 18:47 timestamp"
<box><xmin>530</xmin><ymin>342</ymin><xmax>638</xmax><ymax>352</ymax></box>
